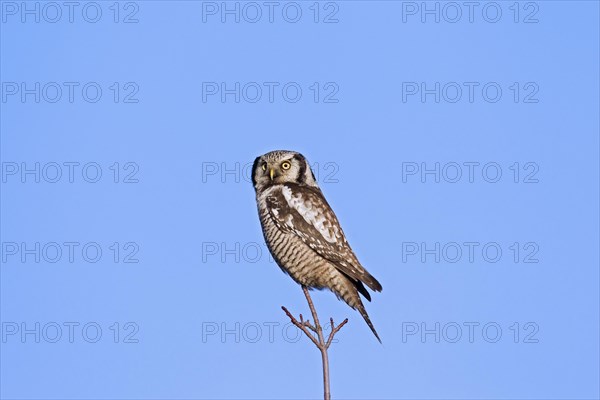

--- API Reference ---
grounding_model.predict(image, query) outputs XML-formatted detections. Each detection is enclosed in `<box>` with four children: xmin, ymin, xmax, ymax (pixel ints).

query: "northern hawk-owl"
<box><xmin>252</xmin><ymin>150</ymin><xmax>382</xmax><ymax>342</ymax></box>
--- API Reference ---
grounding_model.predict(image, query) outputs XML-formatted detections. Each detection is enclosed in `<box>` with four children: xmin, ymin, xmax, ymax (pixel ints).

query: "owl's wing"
<box><xmin>266</xmin><ymin>184</ymin><xmax>382</xmax><ymax>293</ymax></box>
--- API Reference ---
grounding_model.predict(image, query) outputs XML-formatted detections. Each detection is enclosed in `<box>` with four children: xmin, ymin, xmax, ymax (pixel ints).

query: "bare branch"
<box><xmin>326</xmin><ymin>318</ymin><xmax>348</xmax><ymax>349</ymax></box>
<box><xmin>299</xmin><ymin>314</ymin><xmax>318</xmax><ymax>333</ymax></box>
<box><xmin>281</xmin><ymin>306</ymin><xmax>320</xmax><ymax>348</ymax></box>
<box><xmin>281</xmin><ymin>286</ymin><xmax>348</xmax><ymax>400</ymax></box>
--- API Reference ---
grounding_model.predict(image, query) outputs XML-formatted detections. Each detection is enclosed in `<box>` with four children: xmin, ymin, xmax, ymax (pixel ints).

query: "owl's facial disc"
<box><xmin>252</xmin><ymin>150</ymin><xmax>319</xmax><ymax>191</ymax></box>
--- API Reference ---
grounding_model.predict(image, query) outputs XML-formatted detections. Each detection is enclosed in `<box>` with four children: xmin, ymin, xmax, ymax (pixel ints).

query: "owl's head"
<box><xmin>252</xmin><ymin>150</ymin><xmax>319</xmax><ymax>192</ymax></box>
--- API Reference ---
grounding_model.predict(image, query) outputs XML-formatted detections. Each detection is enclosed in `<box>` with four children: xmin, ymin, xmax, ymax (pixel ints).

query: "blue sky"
<box><xmin>1</xmin><ymin>1</ymin><xmax>599</xmax><ymax>399</ymax></box>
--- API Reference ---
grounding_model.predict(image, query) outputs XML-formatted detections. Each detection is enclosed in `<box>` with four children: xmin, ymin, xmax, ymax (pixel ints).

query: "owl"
<box><xmin>252</xmin><ymin>150</ymin><xmax>382</xmax><ymax>342</ymax></box>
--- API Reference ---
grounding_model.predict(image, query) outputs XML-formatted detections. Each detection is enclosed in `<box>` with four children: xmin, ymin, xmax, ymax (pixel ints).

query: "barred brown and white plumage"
<box><xmin>251</xmin><ymin>150</ymin><xmax>382</xmax><ymax>342</ymax></box>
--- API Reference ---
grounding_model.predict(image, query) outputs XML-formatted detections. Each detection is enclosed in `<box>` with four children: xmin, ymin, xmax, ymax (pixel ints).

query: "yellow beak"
<box><xmin>269</xmin><ymin>168</ymin><xmax>275</xmax><ymax>181</ymax></box>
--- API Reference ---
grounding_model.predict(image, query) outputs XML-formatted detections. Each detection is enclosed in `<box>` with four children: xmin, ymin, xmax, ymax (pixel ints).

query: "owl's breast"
<box><xmin>256</xmin><ymin>188</ymin><xmax>332</xmax><ymax>288</ymax></box>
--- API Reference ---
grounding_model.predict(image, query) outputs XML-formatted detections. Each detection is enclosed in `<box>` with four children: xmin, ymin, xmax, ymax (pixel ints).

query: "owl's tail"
<box><xmin>335</xmin><ymin>278</ymin><xmax>382</xmax><ymax>343</ymax></box>
<box><xmin>356</xmin><ymin>299</ymin><xmax>382</xmax><ymax>343</ymax></box>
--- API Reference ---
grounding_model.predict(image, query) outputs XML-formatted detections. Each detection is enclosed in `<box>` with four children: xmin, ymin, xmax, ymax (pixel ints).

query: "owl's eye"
<box><xmin>261</xmin><ymin>163</ymin><xmax>267</xmax><ymax>171</ymax></box>
<box><xmin>281</xmin><ymin>161</ymin><xmax>291</xmax><ymax>170</ymax></box>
